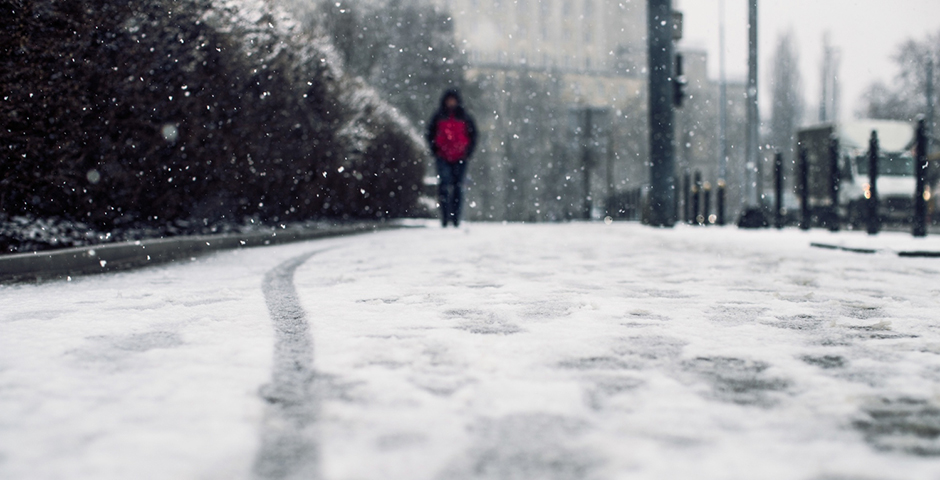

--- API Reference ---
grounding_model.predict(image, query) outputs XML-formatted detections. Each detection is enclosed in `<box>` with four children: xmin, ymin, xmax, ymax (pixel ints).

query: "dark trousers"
<box><xmin>436</xmin><ymin>158</ymin><xmax>467</xmax><ymax>226</ymax></box>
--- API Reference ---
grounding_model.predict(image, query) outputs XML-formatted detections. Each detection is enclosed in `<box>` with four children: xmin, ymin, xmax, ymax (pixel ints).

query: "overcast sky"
<box><xmin>675</xmin><ymin>0</ymin><xmax>940</xmax><ymax>124</ymax></box>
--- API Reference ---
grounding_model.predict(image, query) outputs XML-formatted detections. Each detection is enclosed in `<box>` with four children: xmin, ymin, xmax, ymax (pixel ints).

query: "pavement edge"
<box><xmin>0</xmin><ymin>222</ymin><xmax>415</xmax><ymax>284</ymax></box>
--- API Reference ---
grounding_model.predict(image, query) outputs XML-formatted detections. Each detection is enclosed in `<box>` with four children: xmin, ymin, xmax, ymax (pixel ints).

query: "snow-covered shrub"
<box><xmin>324</xmin><ymin>79</ymin><xmax>427</xmax><ymax>218</ymax></box>
<box><xmin>312</xmin><ymin>0</ymin><xmax>472</xmax><ymax>133</ymax></box>
<box><xmin>0</xmin><ymin>0</ymin><xmax>425</xmax><ymax>242</ymax></box>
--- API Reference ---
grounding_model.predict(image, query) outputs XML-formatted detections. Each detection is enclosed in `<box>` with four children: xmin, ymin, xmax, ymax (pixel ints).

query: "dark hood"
<box><xmin>439</xmin><ymin>89</ymin><xmax>463</xmax><ymax>110</ymax></box>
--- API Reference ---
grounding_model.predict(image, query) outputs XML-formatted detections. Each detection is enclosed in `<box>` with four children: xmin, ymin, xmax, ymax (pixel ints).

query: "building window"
<box><xmin>517</xmin><ymin>0</ymin><xmax>527</xmax><ymax>38</ymax></box>
<box><xmin>583</xmin><ymin>0</ymin><xmax>593</xmax><ymax>44</ymax></box>
<box><xmin>540</xmin><ymin>1</ymin><xmax>550</xmax><ymax>41</ymax></box>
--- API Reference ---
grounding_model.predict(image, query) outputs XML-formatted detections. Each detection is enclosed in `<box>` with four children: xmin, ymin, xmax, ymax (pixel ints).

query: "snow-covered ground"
<box><xmin>3</xmin><ymin>222</ymin><xmax>940</xmax><ymax>479</ymax></box>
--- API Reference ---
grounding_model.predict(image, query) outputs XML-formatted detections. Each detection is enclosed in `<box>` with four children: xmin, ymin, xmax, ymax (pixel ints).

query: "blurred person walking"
<box><xmin>427</xmin><ymin>89</ymin><xmax>477</xmax><ymax>227</ymax></box>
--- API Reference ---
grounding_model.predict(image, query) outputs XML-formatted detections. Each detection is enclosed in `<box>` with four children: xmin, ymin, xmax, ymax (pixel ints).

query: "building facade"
<box><xmin>430</xmin><ymin>0</ymin><xmax>747</xmax><ymax>222</ymax></box>
<box><xmin>440</xmin><ymin>0</ymin><xmax>645</xmax><ymax>76</ymax></box>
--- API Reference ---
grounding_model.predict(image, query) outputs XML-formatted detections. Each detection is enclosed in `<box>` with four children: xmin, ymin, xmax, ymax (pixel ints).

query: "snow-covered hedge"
<box><xmin>1</xmin><ymin>0</ymin><xmax>426</xmax><ymax>242</ymax></box>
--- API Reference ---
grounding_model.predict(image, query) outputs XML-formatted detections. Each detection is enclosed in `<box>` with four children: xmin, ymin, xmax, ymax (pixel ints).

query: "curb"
<box><xmin>0</xmin><ymin>223</ymin><xmax>411</xmax><ymax>284</ymax></box>
<box><xmin>897</xmin><ymin>250</ymin><xmax>940</xmax><ymax>258</ymax></box>
<box><xmin>809</xmin><ymin>243</ymin><xmax>878</xmax><ymax>255</ymax></box>
<box><xmin>810</xmin><ymin>242</ymin><xmax>940</xmax><ymax>257</ymax></box>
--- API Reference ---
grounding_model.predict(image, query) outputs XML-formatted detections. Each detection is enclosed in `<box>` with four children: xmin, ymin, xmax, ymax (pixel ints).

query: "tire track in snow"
<box><xmin>254</xmin><ymin>250</ymin><xmax>324</xmax><ymax>480</ymax></box>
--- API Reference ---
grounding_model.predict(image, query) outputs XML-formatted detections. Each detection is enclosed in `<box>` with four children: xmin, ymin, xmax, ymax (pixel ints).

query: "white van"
<box><xmin>797</xmin><ymin>119</ymin><xmax>916</xmax><ymax>227</ymax></box>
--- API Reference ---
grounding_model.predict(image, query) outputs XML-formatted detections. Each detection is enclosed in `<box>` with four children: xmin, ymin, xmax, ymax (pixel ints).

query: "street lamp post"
<box><xmin>647</xmin><ymin>0</ymin><xmax>676</xmax><ymax>227</ymax></box>
<box><xmin>717</xmin><ymin>0</ymin><xmax>728</xmax><ymax>226</ymax></box>
<box><xmin>746</xmin><ymin>0</ymin><xmax>760</xmax><ymax>210</ymax></box>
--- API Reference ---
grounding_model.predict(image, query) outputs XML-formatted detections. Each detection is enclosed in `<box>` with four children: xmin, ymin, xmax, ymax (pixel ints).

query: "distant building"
<box><xmin>435</xmin><ymin>0</ymin><xmax>647</xmax><ymax>110</ymax></box>
<box><xmin>441</xmin><ymin>0</ymin><xmax>645</xmax><ymax>75</ymax></box>
<box><xmin>674</xmin><ymin>47</ymin><xmax>750</xmax><ymax>222</ymax></box>
<box><xmin>432</xmin><ymin>0</ymin><xmax>748</xmax><ymax>221</ymax></box>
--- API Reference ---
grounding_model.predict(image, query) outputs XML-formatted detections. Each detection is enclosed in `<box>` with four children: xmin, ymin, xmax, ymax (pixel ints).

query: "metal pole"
<box><xmin>829</xmin><ymin>135</ymin><xmax>841</xmax><ymax>232</ymax></box>
<box><xmin>683</xmin><ymin>171</ymin><xmax>691</xmax><ymax>223</ymax></box>
<box><xmin>582</xmin><ymin>108</ymin><xmax>593</xmax><ymax>220</ymax></box>
<box><xmin>718</xmin><ymin>0</ymin><xmax>728</xmax><ymax>194</ymax></box>
<box><xmin>820</xmin><ymin>34</ymin><xmax>830</xmax><ymax>123</ymax></box>
<box><xmin>703</xmin><ymin>182</ymin><xmax>712</xmax><ymax>225</ymax></box>
<box><xmin>647</xmin><ymin>0</ymin><xmax>676</xmax><ymax>227</ymax></box>
<box><xmin>693</xmin><ymin>170</ymin><xmax>702</xmax><ymax>224</ymax></box>
<box><xmin>633</xmin><ymin>189</ymin><xmax>640</xmax><ymax>221</ymax></box>
<box><xmin>674</xmin><ymin>175</ymin><xmax>682</xmax><ymax>223</ymax></box>
<box><xmin>928</xmin><ymin>58</ymin><xmax>935</xmax><ymax>155</ymax></box>
<box><xmin>915</xmin><ymin>117</ymin><xmax>928</xmax><ymax>237</ymax></box>
<box><xmin>868</xmin><ymin>130</ymin><xmax>880</xmax><ymax>235</ymax></box>
<box><xmin>745</xmin><ymin>0</ymin><xmax>760</xmax><ymax>208</ymax></box>
<box><xmin>717</xmin><ymin>180</ymin><xmax>726</xmax><ymax>226</ymax></box>
<box><xmin>774</xmin><ymin>151</ymin><xmax>783</xmax><ymax>229</ymax></box>
<box><xmin>606</xmin><ymin>125</ymin><xmax>615</xmax><ymax>217</ymax></box>
<box><xmin>799</xmin><ymin>146</ymin><xmax>810</xmax><ymax>230</ymax></box>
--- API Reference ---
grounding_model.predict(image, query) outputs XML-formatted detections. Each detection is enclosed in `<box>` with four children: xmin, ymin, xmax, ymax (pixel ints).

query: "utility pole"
<box><xmin>819</xmin><ymin>33</ymin><xmax>841</xmax><ymax>124</ymax></box>
<box><xmin>745</xmin><ymin>0</ymin><xmax>760</xmax><ymax>210</ymax></box>
<box><xmin>832</xmin><ymin>49</ymin><xmax>841</xmax><ymax>123</ymax></box>
<box><xmin>717</xmin><ymin>0</ymin><xmax>728</xmax><ymax>225</ymax></box>
<box><xmin>819</xmin><ymin>34</ymin><xmax>830</xmax><ymax>123</ymax></box>
<box><xmin>647</xmin><ymin>0</ymin><xmax>676</xmax><ymax>227</ymax></box>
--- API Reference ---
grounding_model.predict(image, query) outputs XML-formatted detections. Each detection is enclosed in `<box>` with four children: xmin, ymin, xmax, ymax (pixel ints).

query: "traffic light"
<box><xmin>674</xmin><ymin>53</ymin><xmax>687</xmax><ymax>108</ymax></box>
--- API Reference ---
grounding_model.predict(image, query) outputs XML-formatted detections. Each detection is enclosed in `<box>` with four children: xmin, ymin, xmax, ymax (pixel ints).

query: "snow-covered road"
<box><xmin>3</xmin><ymin>222</ymin><xmax>940</xmax><ymax>479</ymax></box>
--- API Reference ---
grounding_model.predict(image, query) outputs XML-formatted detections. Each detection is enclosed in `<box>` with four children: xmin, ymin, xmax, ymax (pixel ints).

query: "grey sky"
<box><xmin>675</xmin><ymin>0</ymin><xmax>940</xmax><ymax>124</ymax></box>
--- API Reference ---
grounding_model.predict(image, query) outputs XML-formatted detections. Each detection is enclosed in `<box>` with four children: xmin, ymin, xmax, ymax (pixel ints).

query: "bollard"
<box><xmin>633</xmin><ymin>189</ymin><xmax>640</xmax><ymax>220</ymax></box>
<box><xmin>828</xmin><ymin>135</ymin><xmax>841</xmax><ymax>232</ymax></box>
<box><xmin>868</xmin><ymin>130</ymin><xmax>881</xmax><ymax>235</ymax></box>
<box><xmin>683</xmin><ymin>171</ymin><xmax>691</xmax><ymax>224</ymax></box>
<box><xmin>914</xmin><ymin>117</ymin><xmax>928</xmax><ymax>237</ymax></box>
<box><xmin>692</xmin><ymin>170</ymin><xmax>702</xmax><ymax>225</ymax></box>
<box><xmin>717</xmin><ymin>180</ymin><xmax>726</xmax><ymax>226</ymax></box>
<box><xmin>799</xmin><ymin>146</ymin><xmax>810</xmax><ymax>230</ymax></box>
<box><xmin>774</xmin><ymin>152</ymin><xmax>784</xmax><ymax>229</ymax></box>
<box><xmin>673</xmin><ymin>174</ymin><xmax>681</xmax><ymax>224</ymax></box>
<box><xmin>703</xmin><ymin>182</ymin><xmax>712</xmax><ymax>225</ymax></box>
<box><xmin>638</xmin><ymin>188</ymin><xmax>644</xmax><ymax>221</ymax></box>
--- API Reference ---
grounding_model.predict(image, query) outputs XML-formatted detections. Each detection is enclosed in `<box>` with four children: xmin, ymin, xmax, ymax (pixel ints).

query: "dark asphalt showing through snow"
<box><xmin>254</xmin><ymin>250</ymin><xmax>324</xmax><ymax>480</ymax></box>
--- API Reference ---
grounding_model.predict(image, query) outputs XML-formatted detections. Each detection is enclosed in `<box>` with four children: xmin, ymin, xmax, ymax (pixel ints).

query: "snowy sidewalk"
<box><xmin>3</xmin><ymin>223</ymin><xmax>940</xmax><ymax>479</ymax></box>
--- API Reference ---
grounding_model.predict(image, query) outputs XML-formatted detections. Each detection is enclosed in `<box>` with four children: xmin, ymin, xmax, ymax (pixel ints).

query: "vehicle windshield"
<box><xmin>854</xmin><ymin>153</ymin><xmax>915</xmax><ymax>177</ymax></box>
